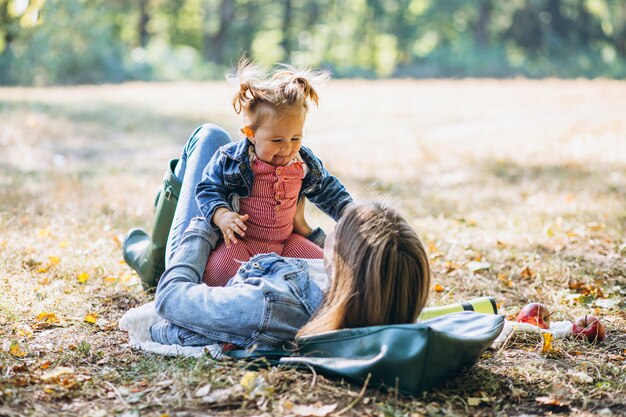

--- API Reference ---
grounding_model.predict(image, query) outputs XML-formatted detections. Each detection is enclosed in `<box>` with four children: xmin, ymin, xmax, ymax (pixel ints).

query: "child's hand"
<box><xmin>293</xmin><ymin>198</ymin><xmax>313</xmax><ymax>238</ymax></box>
<box><xmin>212</xmin><ymin>208</ymin><xmax>249</xmax><ymax>247</ymax></box>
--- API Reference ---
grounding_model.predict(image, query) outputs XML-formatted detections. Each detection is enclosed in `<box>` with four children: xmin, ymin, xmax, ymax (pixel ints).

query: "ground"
<box><xmin>0</xmin><ymin>79</ymin><xmax>624</xmax><ymax>417</ymax></box>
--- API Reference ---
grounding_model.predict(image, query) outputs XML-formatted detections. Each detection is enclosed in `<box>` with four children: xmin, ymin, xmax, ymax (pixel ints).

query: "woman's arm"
<box><xmin>300</xmin><ymin>147</ymin><xmax>353</xmax><ymax>221</ymax></box>
<box><xmin>293</xmin><ymin>197</ymin><xmax>327</xmax><ymax>248</ymax></box>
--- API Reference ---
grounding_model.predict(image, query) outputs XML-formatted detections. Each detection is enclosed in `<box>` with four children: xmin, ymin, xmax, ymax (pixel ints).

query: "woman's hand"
<box><xmin>212</xmin><ymin>208</ymin><xmax>249</xmax><ymax>247</ymax></box>
<box><xmin>293</xmin><ymin>198</ymin><xmax>313</xmax><ymax>238</ymax></box>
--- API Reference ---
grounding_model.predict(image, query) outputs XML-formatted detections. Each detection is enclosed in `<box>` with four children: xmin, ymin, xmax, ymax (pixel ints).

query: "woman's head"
<box><xmin>230</xmin><ymin>58</ymin><xmax>328</xmax><ymax>166</ymax></box>
<box><xmin>299</xmin><ymin>202</ymin><xmax>431</xmax><ymax>337</ymax></box>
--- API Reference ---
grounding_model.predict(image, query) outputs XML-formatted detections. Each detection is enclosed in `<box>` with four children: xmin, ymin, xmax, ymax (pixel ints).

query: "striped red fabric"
<box><xmin>203</xmin><ymin>158</ymin><xmax>323</xmax><ymax>287</ymax></box>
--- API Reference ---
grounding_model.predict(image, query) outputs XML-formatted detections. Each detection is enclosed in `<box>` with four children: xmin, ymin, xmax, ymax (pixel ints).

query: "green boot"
<box><xmin>123</xmin><ymin>159</ymin><xmax>181</xmax><ymax>290</ymax></box>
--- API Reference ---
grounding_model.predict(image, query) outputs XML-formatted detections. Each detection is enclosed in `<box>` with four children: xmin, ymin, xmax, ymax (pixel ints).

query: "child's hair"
<box><xmin>297</xmin><ymin>202</ymin><xmax>431</xmax><ymax>337</ymax></box>
<box><xmin>229</xmin><ymin>58</ymin><xmax>329</xmax><ymax>130</ymax></box>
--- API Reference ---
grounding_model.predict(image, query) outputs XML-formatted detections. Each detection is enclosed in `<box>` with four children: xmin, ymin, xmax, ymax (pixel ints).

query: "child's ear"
<box><xmin>242</xmin><ymin>126</ymin><xmax>255</xmax><ymax>140</ymax></box>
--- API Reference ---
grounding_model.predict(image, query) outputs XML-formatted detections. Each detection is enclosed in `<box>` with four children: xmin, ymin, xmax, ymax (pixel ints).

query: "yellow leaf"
<box><xmin>542</xmin><ymin>332</ymin><xmax>554</xmax><ymax>354</ymax></box>
<box><xmin>36</xmin><ymin>311</ymin><xmax>60</xmax><ymax>324</ymax></box>
<box><xmin>240</xmin><ymin>371</ymin><xmax>258</xmax><ymax>391</ymax></box>
<box><xmin>103</xmin><ymin>276</ymin><xmax>116</xmax><ymax>284</ymax></box>
<box><xmin>77</xmin><ymin>272</ymin><xmax>89</xmax><ymax>283</ymax></box>
<box><xmin>9</xmin><ymin>341</ymin><xmax>27</xmax><ymax>357</ymax></box>
<box><xmin>37</xmin><ymin>228</ymin><xmax>51</xmax><ymax>239</ymax></box>
<box><xmin>59</xmin><ymin>241</ymin><xmax>69</xmax><ymax>248</ymax></box>
<box><xmin>37</xmin><ymin>265</ymin><xmax>50</xmax><ymax>273</ymax></box>
<box><xmin>48</xmin><ymin>256</ymin><xmax>60</xmax><ymax>266</ymax></box>
<box><xmin>38</xmin><ymin>277</ymin><xmax>50</xmax><ymax>285</ymax></box>
<box><xmin>520</xmin><ymin>266</ymin><xmax>536</xmax><ymax>279</ymax></box>
<box><xmin>433</xmin><ymin>284</ymin><xmax>445</xmax><ymax>292</ymax></box>
<box><xmin>84</xmin><ymin>313</ymin><xmax>98</xmax><ymax>324</ymax></box>
<box><xmin>0</xmin><ymin>240</ymin><xmax>6</xmax><ymax>249</ymax></box>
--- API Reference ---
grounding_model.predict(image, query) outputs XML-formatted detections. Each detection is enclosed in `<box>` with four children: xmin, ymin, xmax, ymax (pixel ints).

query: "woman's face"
<box><xmin>248</xmin><ymin>113</ymin><xmax>305</xmax><ymax>166</ymax></box>
<box><xmin>323</xmin><ymin>227</ymin><xmax>335</xmax><ymax>277</ymax></box>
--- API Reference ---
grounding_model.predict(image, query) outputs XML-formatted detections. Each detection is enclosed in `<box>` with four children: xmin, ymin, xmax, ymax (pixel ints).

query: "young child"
<box><xmin>196</xmin><ymin>60</ymin><xmax>353</xmax><ymax>287</ymax></box>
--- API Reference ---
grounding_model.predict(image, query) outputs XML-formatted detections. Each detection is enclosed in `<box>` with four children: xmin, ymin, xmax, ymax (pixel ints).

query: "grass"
<box><xmin>0</xmin><ymin>79</ymin><xmax>625</xmax><ymax>416</ymax></box>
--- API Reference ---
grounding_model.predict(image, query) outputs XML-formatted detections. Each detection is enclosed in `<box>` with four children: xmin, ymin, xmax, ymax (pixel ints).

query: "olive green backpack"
<box><xmin>229</xmin><ymin>311</ymin><xmax>504</xmax><ymax>395</ymax></box>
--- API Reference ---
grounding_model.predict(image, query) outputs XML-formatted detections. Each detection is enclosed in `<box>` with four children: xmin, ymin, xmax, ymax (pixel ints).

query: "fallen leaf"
<box><xmin>9</xmin><ymin>341</ymin><xmax>27</xmax><ymax>358</ymax></box>
<box><xmin>239</xmin><ymin>371</ymin><xmax>274</xmax><ymax>399</ymax></box>
<box><xmin>291</xmin><ymin>403</ymin><xmax>338</xmax><ymax>416</ymax></box>
<box><xmin>535</xmin><ymin>396</ymin><xmax>570</xmax><ymax>408</ymax></box>
<box><xmin>48</xmin><ymin>256</ymin><xmax>60</xmax><ymax>266</ymax></box>
<box><xmin>444</xmin><ymin>261</ymin><xmax>461</xmax><ymax>273</ymax></box>
<box><xmin>568</xmin><ymin>370</ymin><xmax>593</xmax><ymax>384</ymax></box>
<box><xmin>35</xmin><ymin>312</ymin><xmax>59</xmax><ymax>329</ymax></box>
<box><xmin>77</xmin><ymin>272</ymin><xmax>89</xmax><ymax>283</ymax></box>
<box><xmin>433</xmin><ymin>284</ymin><xmax>445</xmax><ymax>292</ymax></box>
<box><xmin>84</xmin><ymin>313</ymin><xmax>98</xmax><ymax>324</ymax></box>
<box><xmin>467</xmin><ymin>397</ymin><xmax>481</xmax><ymax>406</ymax></box>
<box><xmin>194</xmin><ymin>383</ymin><xmax>212</xmax><ymax>397</ymax></box>
<box><xmin>201</xmin><ymin>385</ymin><xmax>243</xmax><ymax>404</ymax></box>
<box><xmin>542</xmin><ymin>333</ymin><xmax>554</xmax><ymax>354</ymax></box>
<box><xmin>37</xmin><ymin>228</ymin><xmax>51</xmax><ymax>239</ymax></box>
<box><xmin>59</xmin><ymin>241</ymin><xmax>69</xmax><ymax>248</ymax></box>
<box><xmin>40</xmin><ymin>366</ymin><xmax>74</xmax><ymax>381</ymax></box>
<box><xmin>467</xmin><ymin>261</ymin><xmax>491</xmax><ymax>272</ymax></box>
<box><xmin>586</xmin><ymin>222</ymin><xmax>604</xmax><ymax>232</ymax></box>
<box><xmin>520</xmin><ymin>266</ymin><xmax>536</xmax><ymax>279</ymax></box>
<box><xmin>103</xmin><ymin>276</ymin><xmax>117</xmax><ymax>283</ymax></box>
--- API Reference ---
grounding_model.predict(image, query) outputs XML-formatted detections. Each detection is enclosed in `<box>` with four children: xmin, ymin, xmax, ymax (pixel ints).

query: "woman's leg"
<box><xmin>281</xmin><ymin>233</ymin><xmax>324</xmax><ymax>259</ymax></box>
<box><xmin>166</xmin><ymin>124</ymin><xmax>232</xmax><ymax>266</ymax></box>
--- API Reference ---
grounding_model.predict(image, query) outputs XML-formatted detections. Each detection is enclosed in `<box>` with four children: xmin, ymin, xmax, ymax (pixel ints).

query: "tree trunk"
<box><xmin>138</xmin><ymin>0</ymin><xmax>150</xmax><ymax>47</ymax></box>
<box><xmin>473</xmin><ymin>0</ymin><xmax>492</xmax><ymax>49</ymax></box>
<box><xmin>202</xmin><ymin>0</ymin><xmax>235</xmax><ymax>65</ymax></box>
<box><xmin>281</xmin><ymin>0</ymin><xmax>293</xmax><ymax>59</ymax></box>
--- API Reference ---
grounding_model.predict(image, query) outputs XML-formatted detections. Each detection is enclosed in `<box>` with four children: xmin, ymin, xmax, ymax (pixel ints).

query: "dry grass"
<box><xmin>0</xmin><ymin>79</ymin><xmax>625</xmax><ymax>416</ymax></box>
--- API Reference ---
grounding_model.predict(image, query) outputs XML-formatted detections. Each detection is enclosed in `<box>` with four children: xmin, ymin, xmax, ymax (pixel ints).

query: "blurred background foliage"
<box><xmin>1</xmin><ymin>0</ymin><xmax>625</xmax><ymax>85</ymax></box>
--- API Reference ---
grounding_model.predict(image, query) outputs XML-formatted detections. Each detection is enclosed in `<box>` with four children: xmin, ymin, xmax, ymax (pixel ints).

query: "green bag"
<box><xmin>229</xmin><ymin>312</ymin><xmax>504</xmax><ymax>394</ymax></box>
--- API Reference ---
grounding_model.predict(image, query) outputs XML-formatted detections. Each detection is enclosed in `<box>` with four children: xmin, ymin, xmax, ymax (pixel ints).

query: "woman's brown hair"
<box><xmin>298</xmin><ymin>202</ymin><xmax>431</xmax><ymax>337</ymax></box>
<box><xmin>229</xmin><ymin>58</ymin><xmax>329</xmax><ymax>130</ymax></box>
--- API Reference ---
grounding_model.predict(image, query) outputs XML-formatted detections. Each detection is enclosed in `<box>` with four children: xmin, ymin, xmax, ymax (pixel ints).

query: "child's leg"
<box><xmin>281</xmin><ymin>233</ymin><xmax>324</xmax><ymax>259</ymax></box>
<box><xmin>166</xmin><ymin>124</ymin><xmax>232</xmax><ymax>266</ymax></box>
<box><xmin>203</xmin><ymin>241</ymin><xmax>252</xmax><ymax>287</ymax></box>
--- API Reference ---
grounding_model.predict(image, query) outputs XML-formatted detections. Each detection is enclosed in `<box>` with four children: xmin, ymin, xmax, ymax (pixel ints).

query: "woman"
<box><xmin>131</xmin><ymin>125</ymin><xmax>431</xmax><ymax>349</ymax></box>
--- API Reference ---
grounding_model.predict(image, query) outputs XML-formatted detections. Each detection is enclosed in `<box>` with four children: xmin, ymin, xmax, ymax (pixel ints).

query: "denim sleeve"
<box><xmin>307</xmin><ymin>227</ymin><xmax>326</xmax><ymax>248</ymax></box>
<box><xmin>304</xmin><ymin>158</ymin><xmax>354</xmax><ymax>221</ymax></box>
<box><xmin>195</xmin><ymin>150</ymin><xmax>231</xmax><ymax>230</ymax></box>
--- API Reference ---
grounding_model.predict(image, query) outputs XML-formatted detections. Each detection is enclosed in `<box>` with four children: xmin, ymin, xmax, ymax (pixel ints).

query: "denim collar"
<box><xmin>221</xmin><ymin>138</ymin><xmax>252</xmax><ymax>162</ymax></box>
<box><xmin>221</xmin><ymin>139</ymin><xmax>322</xmax><ymax>177</ymax></box>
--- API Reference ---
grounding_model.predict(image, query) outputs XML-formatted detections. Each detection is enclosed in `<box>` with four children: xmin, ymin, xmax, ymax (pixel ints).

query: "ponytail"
<box><xmin>228</xmin><ymin>57</ymin><xmax>329</xmax><ymax>128</ymax></box>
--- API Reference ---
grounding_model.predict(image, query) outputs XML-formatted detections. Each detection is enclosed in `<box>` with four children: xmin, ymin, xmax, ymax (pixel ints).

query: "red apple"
<box><xmin>516</xmin><ymin>302</ymin><xmax>551</xmax><ymax>329</ymax></box>
<box><xmin>572</xmin><ymin>315</ymin><xmax>606</xmax><ymax>343</ymax></box>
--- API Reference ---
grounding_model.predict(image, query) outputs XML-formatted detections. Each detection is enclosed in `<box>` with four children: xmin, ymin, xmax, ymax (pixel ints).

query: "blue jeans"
<box><xmin>152</xmin><ymin>218</ymin><xmax>324</xmax><ymax>349</ymax></box>
<box><xmin>165</xmin><ymin>124</ymin><xmax>232</xmax><ymax>267</ymax></box>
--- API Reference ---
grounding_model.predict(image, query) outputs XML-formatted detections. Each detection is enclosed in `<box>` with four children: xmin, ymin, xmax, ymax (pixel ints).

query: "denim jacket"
<box><xmin>196</xmin><ymin>139</ymin><xmax>353</xmax><ymax>237</ymax></box>
<box><xmin>151</xmin><ymin>217</ymin><xmax>326</xmax><ymax>350</ymax></box>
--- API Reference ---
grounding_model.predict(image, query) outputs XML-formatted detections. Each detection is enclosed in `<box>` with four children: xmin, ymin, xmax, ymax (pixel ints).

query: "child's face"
<box><xmin>248</xmin><ymin>113</ymin><xmax>305</xmax><ymax>166</ymax></box>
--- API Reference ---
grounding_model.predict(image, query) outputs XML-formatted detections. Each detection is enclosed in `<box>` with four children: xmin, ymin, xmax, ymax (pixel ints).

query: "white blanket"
<box><xmin>493</xmin><ymin>319</ymin><xmax>573</xmax><ymax>346</ymax></box>
<box><xmin>118</xmin><ymin>302</ymin><xmax>224</xmax><ymax>359</ymax></box>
